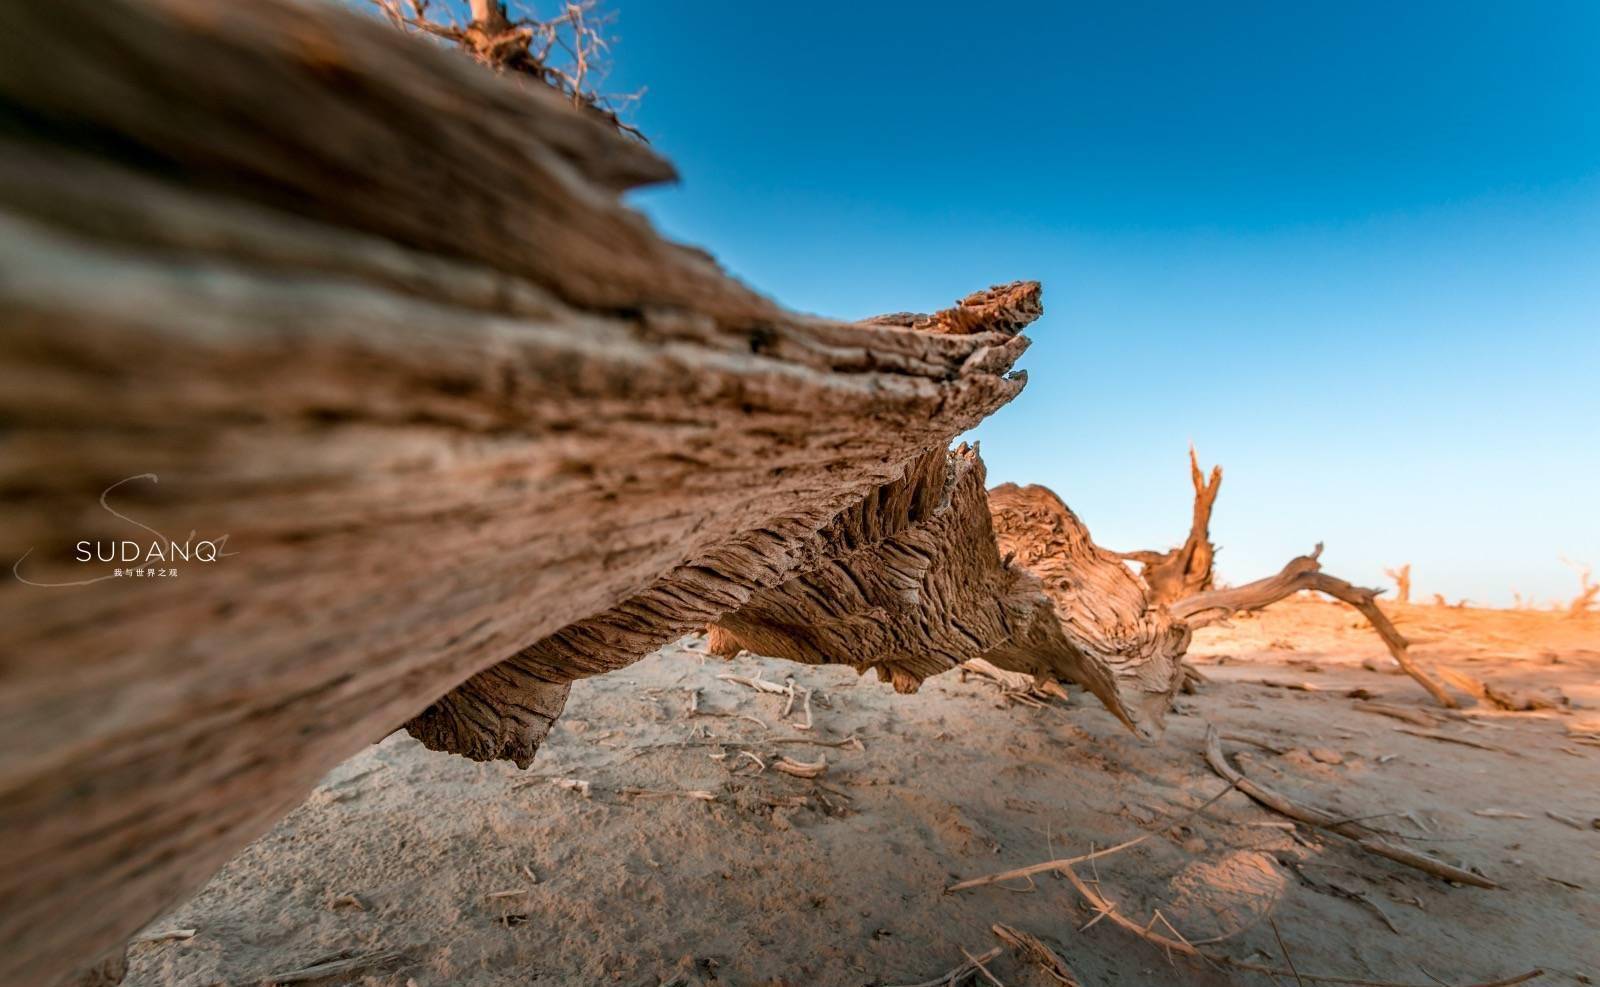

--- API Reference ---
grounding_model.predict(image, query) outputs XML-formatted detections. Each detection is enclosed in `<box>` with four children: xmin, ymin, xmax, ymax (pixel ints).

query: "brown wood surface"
<box><xmin>0</xmin><ymin>2</ymin><xmax>1038</xmax><ymax>981</ymax></box>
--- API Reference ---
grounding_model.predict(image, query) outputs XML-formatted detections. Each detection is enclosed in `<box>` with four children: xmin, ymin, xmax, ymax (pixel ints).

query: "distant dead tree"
<box><xmin>370</xmin><ymin>0</ymin><xmax>644</xmax><ymax>137</ymax></box>
<box><xmin>1115</xmin><ymin>446</ymin><xmax>1222</xmax><ymax>605</ymax></box>
<box><xmin>1384</xmin><ymin>563</ymin><xmax>1411</xmax><ymax>603</ymax></box>
<box><xmin>1563</xmin><ymin>557</ymin><xmax>1598</xmax><ymax>616</ymax></box>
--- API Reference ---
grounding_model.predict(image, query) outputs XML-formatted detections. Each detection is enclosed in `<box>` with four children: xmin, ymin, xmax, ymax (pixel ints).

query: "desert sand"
<box><xmin>123</xmin><ymin>598</ymin><xmax>1599</xmax><ymax>986</ymax></box>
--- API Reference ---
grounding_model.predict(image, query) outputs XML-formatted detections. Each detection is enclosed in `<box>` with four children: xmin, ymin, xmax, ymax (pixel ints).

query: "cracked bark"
<box><xmin>0</xmin><ymin>2</ymin><xmax>1043</xmax><ymax>982</ymax></box>
<box><xmin>705</xmin><ymin>458</ymin><xmax>1189</xmax><ymax>740</ymax></box>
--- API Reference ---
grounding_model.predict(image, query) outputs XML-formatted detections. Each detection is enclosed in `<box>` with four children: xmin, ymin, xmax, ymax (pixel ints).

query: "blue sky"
<box><xmin>594</xmin><ymin>1</ymin><xmax>1599</xmax><ymax>606</ymax></box>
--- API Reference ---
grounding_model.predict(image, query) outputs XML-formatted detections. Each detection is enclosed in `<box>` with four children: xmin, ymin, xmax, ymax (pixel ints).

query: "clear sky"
<box><xmin>595</xmin><ymin>1</ymin><xmax>1599</xmax><ymax>606</ymax></box>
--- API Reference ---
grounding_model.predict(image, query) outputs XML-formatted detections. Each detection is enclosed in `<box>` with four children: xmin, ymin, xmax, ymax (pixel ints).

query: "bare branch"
<box><xmin>1114</xmin><ymin>446</ymin><xmax>1222</xmax><ymax>605</ymax></box>
<box><xmin>1171</xmin><ymin>547</ymin><xmax>1458</xmax><ymax>708</ymax></box>
<box><xmin>367</xmin><ymin>0</ymin><xmax>645</xmax><ymax>138</ymax></box>
<box><xmin>1561</xmin><ymin>556</ymin><xmax>1597</xmax><ymax>616</ymax></box>
<box><xmin>1383</xmin><ymin>563</ymin><xmax>1411</xmax><ymax>604</ymax></box>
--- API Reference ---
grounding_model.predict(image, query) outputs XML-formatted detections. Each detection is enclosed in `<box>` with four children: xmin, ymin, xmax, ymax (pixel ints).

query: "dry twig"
<box><xmin>991</xmin><ymin>923</ymin><xmax>1080</xmax><ymax>985</ymax></box>
<box><xmin>947</xmin><ymin>784</ymin><xmax>1236</xmax><ymax>893</ymax></box>
<box><xmin>885</xmin><ymin>947</ymin><xmax>1005</xmax><ymax>987</ymax></box>
<box><xmin>550</xmin><ymin>777</ymin><xmax>591</xmax><ymax>798</ymax></box>
<box><xmin>368</xmin><ymin>0</ymin><xmax>645</xmax><ymax>138</ymax></box>
<box><xmin>1059</xmin><ymin>862</ymin><xmax>1536</xmax><ymax>986</ymax></box>
<box><xmin>772</xmin><ymin>754</ymin><xmax>827</xmax><ymax>778</ymax></box>
<box><xmin>132</xmin><ymin>928</ymin><xmax>195</xmax><ymax>944</ymax></box>
<box><xmin>1204</xmin><ymin>727</ymin><xmax>1496</xmax><ymax>887</ymax></box>
<box><xmin>620</xmin><ymin>787</ymin><xmax>716</xmax><ymax>802</ymax></box>
<box><xmin>260</xmin><ymin>950</ymin><xmax>407</xmax><ymax>985</ymax></box>
<box><xmin>717</xmin><ymin>672</ymin><xmax>789</xmax><ymax>695</ymax></box>
<box><xmin>1395</xmin><ymin>728</ymin><xmax>1514</xmax><ymax>755</ymax></box>
<box><xmin>961</xmin><ymin>947</ymin><xmax>1007</xmax><ymax>987</ymax></box>
<box><xmin>1353</xmin><ymin>702</ymin><xmax>1441</xmax><ymax>728</ymax></box>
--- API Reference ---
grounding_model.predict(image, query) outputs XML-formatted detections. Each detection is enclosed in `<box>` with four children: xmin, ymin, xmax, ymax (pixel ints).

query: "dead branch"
<box><xmin>772</xmin><ymin>755</ymin><xmax>828</xmax><ymax>779</ymax></box>
<box><xmin>947</xmin><ymin>834</ymin><xmax>1151</xmax><ymax>894</ymax></box>
<box><xmin>1384</xmin><ymin>563</ymin><xmax>1412</xmax><ymax>603</ymax></box>
<box><xmin>1114</xmin><ymin>446</ymin><xmax>1222</xmax><ymax>605</ymax></box>
<box><xmin>961</xmin><ymin>948</ymin><xmax>1007</xmax><ymax>987</ymax></box>
<box><xmin>1203</xmin><ymin>727</ymin><xmax>1496</xmax><ymax>887</ymax></box>
<box><xmin>946</xmin><ymin>784</ymin><xmax>1236</xmax><ymax>893</ymax></box>
<box><xmin>991</xmin><ymin>924</ymin><xmax>1081</xmax><ymax>986</ymax></box>
<box><xmin>370</xmin><ymin>0</ymin><xmax>645</xmax><ymax>138</ymax></box>
<box><xmin>885</xmin><ymin>947</ymin><xmax>1006</xmax><ymax>987</ymax></box>
<box><xmin>1394</xmin><ymin>728</ymin><xmax>1515</xmax><ymax>755</ymax></box>
<box><xmin>550</xmin><ymin>778</ymin><xmax>592</xmax><ymax>798</ymax></box>
<box><xmin>1562</xmin><ymin>557</ymin><xmax>1597</xmax><ymax>615</ymax></box>
<box><xmin>716</xmin><ymin>672</ymin><xmax>789</xmax><ymax>695</ymax></box>
<box><xmin>964</xmin><ymin>658</ymin><xmax>1071</xmax><ymax>704</ymax></box>
<box><xmin>1171</xmin><ymin>546</ymin><xmax>1458</xmax><ymax>708</ymax></box>
<box><xmin>1058</xmin><ymin>863</ymin><xmax>1537</xmax><ymax>986</ymax></box>
<box><xmin>131</xmin><ymin>929</ymin><xmax>196</xmax><ymax>944</ymax></box>
<box><xmin>620</xmin><ymin>787</ymin><xmax>717</xmax><ymax>802</ymax></box>
<box><xmin>261</xmin><ymin>950</ymin><xmax>408</xmax><ymax>985</ymax></box>
<box><xmin>1352</xmin><ymin>702</ymin><xmax>1442</xmax><ymax>728</ymax></box>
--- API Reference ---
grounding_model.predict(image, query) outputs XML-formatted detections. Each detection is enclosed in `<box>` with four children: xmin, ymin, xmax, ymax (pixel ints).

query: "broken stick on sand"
<box><xmin>1203</xmin><ymin>726</ymin><xmax>1496</xmax><ymax>887</ymax></box>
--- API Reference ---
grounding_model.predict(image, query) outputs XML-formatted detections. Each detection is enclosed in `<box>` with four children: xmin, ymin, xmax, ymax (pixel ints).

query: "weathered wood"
<box><xmin>1171</xmin><ymin>547</ymin><xmax>1458</xmax><ymax>708</ymax></box>
<box><xmin>704</xmin><ymin>465</ymin><xmax>1190</xmax><ymax>739</ymax></box>
<box><xmin>1114</xmin><ymin>447</ymin><xmax>1221</xmax><ymax>605</ymax></box>
<box><xmin>1204</xmin><ymin>727</ymin><xmax>1495</xmax><ymax>887</ymax></box>
<box><xmin>1384</xmin><ymin>563</ymin><xmax>1412</xmax><ymax>603</ymax></box>
<box><xmin>407</xmin><ymin>285</ymin><xmax>1049</xmax><ymax>766</ymax></box>
<box><xmin>984</xmin><ymin>483</ymin><xmax>1190</xmax><ymax>736</ymax></box>
<box><xmin>0</xmin><ymin>2</ymin><xmax>1040</xmax><ymax>983</ymax></box>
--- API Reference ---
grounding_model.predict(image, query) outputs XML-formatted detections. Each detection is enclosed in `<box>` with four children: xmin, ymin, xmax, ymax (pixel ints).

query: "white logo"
<box><xmin>11</xmin><ymin>474</ymin><xmax>235</xmax><ymax>587</ymax></box>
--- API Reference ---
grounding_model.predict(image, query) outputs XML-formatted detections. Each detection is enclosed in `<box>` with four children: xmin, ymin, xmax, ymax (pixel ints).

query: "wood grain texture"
<box><xmin>0</xmin><ymin>1</ymin><xmax>1035</xmax><ymax>982</ymax></box>
<box><xmin>405</xmin><ymin>288</ymin><xmax>1048</xmax><ymax>767</ymax></box>
<box><xmin>706</xmin><ymin>457</ymin><xmax>1190</xmax><ymax>738</ymax></box>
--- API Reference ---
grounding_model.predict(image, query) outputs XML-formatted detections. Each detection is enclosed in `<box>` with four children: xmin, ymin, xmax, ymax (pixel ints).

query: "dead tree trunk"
<box><xmin>1564</xmin><ymin>558</ymin><xmax>1597</xmax><ymax>616</ymax></box>
<box><xmin>1115</xmin><ymin>447</ymin><xmax>1221</xmax><ymax>605</ymax></box>
<box><xmin>0</xmin><ymin>2</ymin><xmax>1041</xmax><ymax>982</ymax></box>
<box><xmin>406</xmin><ymin>285</ymin><xmax>1050</xmax><ymax>766</ymax></box>
<box><xmin>1384</xmin><ymin>563</ymin><xmax>1412</xmax><ymax>603</ymax></box>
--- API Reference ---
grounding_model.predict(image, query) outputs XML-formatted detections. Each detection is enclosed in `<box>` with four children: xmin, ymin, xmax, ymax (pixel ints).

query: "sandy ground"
<box><xmin>124</xmin><ymin>598</ymin><xmax>1600</xmax><ymax>986</ymax></box>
